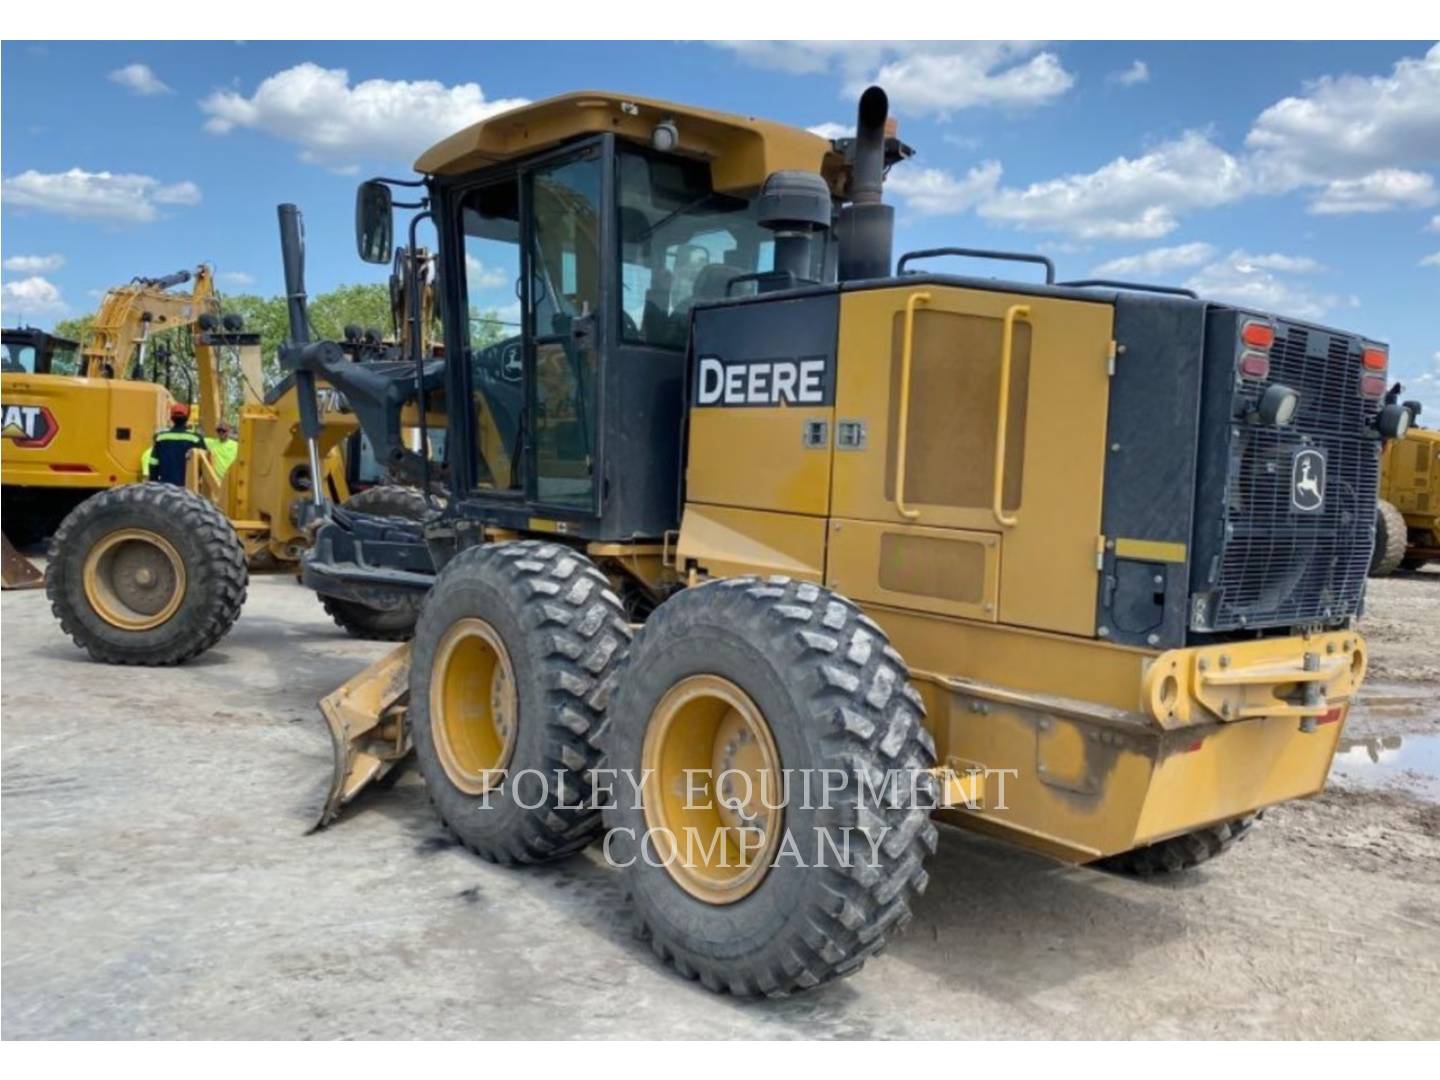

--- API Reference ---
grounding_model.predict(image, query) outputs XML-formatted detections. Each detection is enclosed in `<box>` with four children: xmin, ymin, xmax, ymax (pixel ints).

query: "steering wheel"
<box><xmin>622</xmin><ymin>310</ymin><xmax>640</xmax><ymax>339</ymax></box>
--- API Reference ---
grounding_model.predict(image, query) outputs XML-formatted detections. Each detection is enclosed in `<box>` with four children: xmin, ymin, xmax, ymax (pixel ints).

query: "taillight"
<box><xmin>1361</xmin><ymin>374</ymin><xmax>1386</xmax><ymax>397</ymax></box>
<box><xmin>1362</xmin><ymin>347</ymin><xmax>1387</xmax><ymax>370</ymax></box>
<box><xmin>1239</xmin><ymin>351</ymin><xmax>1270</xmax><ymax>378</ymax></box>
<box><xmin>1241</xmin><ymin>320</ymin><xmax>1275</xmax><ymax>349</ymax></box>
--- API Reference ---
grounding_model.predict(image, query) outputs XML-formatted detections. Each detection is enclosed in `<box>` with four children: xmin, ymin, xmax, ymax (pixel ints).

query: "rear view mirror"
<box><xmin>355</xmin><ymin>181</ymin><xmax>393</xmax><ymax>264</ymax></box>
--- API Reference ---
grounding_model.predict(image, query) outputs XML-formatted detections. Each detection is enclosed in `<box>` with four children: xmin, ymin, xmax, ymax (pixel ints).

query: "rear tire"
<box><xmin>46</xmin><ymin>483</ymin><xmax>248</xmax><ymax>665</ymax></box>
<box><xmin>318</xmin><ymin>485</ymin><xmax>430</xmax><ymax>641</ymax></box>
<box><xmin>407</xmin><ymin>540</ymin><xmax>631</xmax><ymax>864</ymax></box>
<box><xmin>602</xmin><ymin>576</ymin><xmax>937</xmax><ymax>997</ymax></box>
<box><xmin>1370</xmin><ymin>500</ymin><xmax>1407</xmax><ymax>576</ymax></box>
<box><xmin>1095</xmin><ymin>815</ymin><xmax>1257</xmax><ymax>876</ymax></box>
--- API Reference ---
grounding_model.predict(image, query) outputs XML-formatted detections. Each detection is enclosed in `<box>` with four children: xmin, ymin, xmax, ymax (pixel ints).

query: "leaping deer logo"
<box><xmin>1292</xmin><ymin>450</ymin><xmax>1325</xmax><ymax>512</ymax></box>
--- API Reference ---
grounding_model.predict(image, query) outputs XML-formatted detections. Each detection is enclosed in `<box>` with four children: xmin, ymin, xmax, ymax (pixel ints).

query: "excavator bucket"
<box><xmin>311</xmin><ymin>642</ymin><xmax>414</xmax><ymax>831</ymax></box>
<box><xmin>2</xmin><ymin>533</ymin><xmax>44</xmax><ymax>590</ymax></box>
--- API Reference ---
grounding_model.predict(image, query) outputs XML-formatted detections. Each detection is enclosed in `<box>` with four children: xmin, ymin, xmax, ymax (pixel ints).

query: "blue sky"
<box><xmin>3</xmin><ymin>40</ymin><xmax>1437</xmax><ymax>409</ymax></box>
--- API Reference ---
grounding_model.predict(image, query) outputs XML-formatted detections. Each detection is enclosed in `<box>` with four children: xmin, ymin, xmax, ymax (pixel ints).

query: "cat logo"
<box><xmin>1</xmin><ymin>402</ymin><xmax>58</xmax><ymax>449</ymax></box>
<box><xmin>1291</xmin><ymin>448</ymin><xmax>1326</xmax><ymax>513</ymax></box>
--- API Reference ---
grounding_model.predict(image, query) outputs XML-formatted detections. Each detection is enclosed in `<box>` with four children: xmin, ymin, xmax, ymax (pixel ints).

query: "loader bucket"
<box><xmin>312</xmin><ymin>642</ymin><xmax>414</xmax><ymax>830</ymax></box>
<box><xmin>2</xmin><ymin>532</ymin><xmax>44</xmax><ymax>590</ymax></box>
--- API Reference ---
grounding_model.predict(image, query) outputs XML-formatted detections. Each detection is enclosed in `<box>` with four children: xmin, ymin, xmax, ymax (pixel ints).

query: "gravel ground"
<box><xmin>2</xmin><ymin>562</ymin><xmax>1437</xmax><ymax>1039</ymax></box>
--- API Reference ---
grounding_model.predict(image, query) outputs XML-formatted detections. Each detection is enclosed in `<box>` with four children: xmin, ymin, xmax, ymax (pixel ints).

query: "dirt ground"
<box><xmin>2</xmin><ymin>563</ymin><xmax>1437</xmax><ymax>1039</ymax></box>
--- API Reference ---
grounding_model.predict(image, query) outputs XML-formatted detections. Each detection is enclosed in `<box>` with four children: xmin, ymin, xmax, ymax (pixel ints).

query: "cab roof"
<box><xmin>415</xmin><ymin>90</ymin><xmax>842</xmax><ymax>195</ymax></box>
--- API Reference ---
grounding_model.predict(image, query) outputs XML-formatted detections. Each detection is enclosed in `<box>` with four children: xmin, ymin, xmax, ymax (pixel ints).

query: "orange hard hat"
<box><xmin>170</xmin><ymin>403</ymin><xmax>190</xmax><ymax>421</ymax></box>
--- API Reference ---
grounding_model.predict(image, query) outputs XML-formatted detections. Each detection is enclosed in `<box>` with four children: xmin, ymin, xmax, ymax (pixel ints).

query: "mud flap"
<box><xmin>2</xmin><ymin>532</ymin><xmax>44</xmax><ymax>590</ymax></box>
<box><xmin>312</xmin><ymin>642</ymin><xmax>414</xmax><ymax>831</ymax></box>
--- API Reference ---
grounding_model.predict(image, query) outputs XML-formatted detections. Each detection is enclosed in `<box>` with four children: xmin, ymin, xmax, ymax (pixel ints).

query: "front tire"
<box><xmin>318</xmin><ymin>485</ymin><xmax>432</xmax><ymax>640</ymax></box>
<box><xmin>46</xmin><ymin>484</ymin><xmax>248</xmax><ymax>665</ymax></box>
<box><xmin>1370</xmin><ymin>499</ymin><xmax>1407</xmax><ymax>576</ymax></box>
<box><xmin>602</xmin><ymin>576</ymin><xmax>937</xmax><ymax>997</ymax></box>
<box><xmin>407</xmin><ymin>540</ymin><xmax>631</xmax><ymax>864</ymax></box>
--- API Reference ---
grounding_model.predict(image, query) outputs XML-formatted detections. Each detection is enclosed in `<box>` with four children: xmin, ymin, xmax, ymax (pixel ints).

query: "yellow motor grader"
<box><xmin>52</xmin><ymin>86</ymin><xmax>1403</xmax><ymax>997</ymax></box>
<box><xmin>1370</xmin><ymin>388</ymin><xmax>1437</xmax><ymax>574</ymax></box>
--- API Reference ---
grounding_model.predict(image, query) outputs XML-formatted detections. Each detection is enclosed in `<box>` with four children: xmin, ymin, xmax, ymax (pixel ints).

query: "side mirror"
<box><xmin>355</xmin><ymin>181</ymin><xmax>393</xmax><ymax>264</ymax></box>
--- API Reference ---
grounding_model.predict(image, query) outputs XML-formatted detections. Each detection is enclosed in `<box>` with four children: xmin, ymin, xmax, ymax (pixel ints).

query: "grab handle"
<box><xmin>992</xmin><ymin>304</ymin><xmax>1030</xmax><ymax>527</ymax></box>
<box><xmin>893</xmin><ymin>291</ymin><xmax>931</xmax><ymax>520</ymax></box>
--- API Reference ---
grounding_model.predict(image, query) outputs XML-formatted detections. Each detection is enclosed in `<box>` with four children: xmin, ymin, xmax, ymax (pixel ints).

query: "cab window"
<box><xmin>619</xmin><ymin>150</ymin><xmax>813</xmax><ymax>349</ymax></box>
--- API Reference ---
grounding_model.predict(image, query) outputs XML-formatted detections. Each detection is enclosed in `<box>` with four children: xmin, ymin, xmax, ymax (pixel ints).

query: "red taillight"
<box><xmin>1362</xmin><ymin>347</ymin><xmax>1387</xmax><ymax>370</ymax></box>
<box><xmin>1241</xmin><ymin>321</ymin><xmax>1275</xmax><ymax>349</ymax></box>
<box><xmin>1318</xmin><ymin>707</ymin><xmax>1343</xmax><ymax>726</ymax></box>
<box><xmin>1361</xmin><ymin>374</ymin><xmax>1386</xmax><ymax>397</ymax></box>
<box><xmin>1239</xmin><ymin>351</ymin><xmax>1270</xmax><ymax>378</ymax></box>
<box><xmin>48</xmin><ymin>463</ymin><xmax>94</xmax><ymax>473</ymax></box>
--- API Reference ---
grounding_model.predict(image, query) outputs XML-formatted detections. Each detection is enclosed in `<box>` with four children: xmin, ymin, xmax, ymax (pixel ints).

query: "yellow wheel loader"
<box><xmin>1371</xmin><ymin>390</ymin><xmax>1437</xmax><ymax>574</ymax></box>
<box><xmin>61</xmin><ymin>86</ymin><xmax>1397</xmax><ymax>996</ymax></box>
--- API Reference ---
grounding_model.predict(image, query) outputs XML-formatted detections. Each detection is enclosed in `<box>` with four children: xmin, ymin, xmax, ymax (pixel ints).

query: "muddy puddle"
<box><xmin>1331</xmin><ymin>731</ymin><xmax>1440</xmax><ymax>801</ymax></box>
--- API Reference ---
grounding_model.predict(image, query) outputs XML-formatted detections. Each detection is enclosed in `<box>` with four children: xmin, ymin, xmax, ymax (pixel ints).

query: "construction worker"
<box><xmin>141</xmin><ymin>403</ymin><xmax>208</xmax><ymax>485</ymax></box>
<box><xmin>205</xmin><ymin>420</ymin><xmax>239</xmax><ymax>479</ymax></box>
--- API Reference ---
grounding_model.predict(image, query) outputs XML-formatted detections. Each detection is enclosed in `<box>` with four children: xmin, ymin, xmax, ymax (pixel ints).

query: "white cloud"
<box><xmin>1421</xmin><ymin>251</ymin><xmax>1440</xmax><ymax>267</ymax></box>
<box><xmin>1308</xmin><ymin>169</ymin><xmax>1438</xmax><ymax>214</ymax></box>
<box><xmin>887</xmin><ymin>161</ymin><xmax>1002</xmax><ymax>216</ymax></box>
<box><xmin>218</xmin><ymin>271</ymin><xmax>255</xmax><ymax>287</ymax></box>
<box><xmin>1</xmin><ymin>168</ymin><xmax>201</xmax><ymax>223</ymax></box>
<box><xmin>1185</xmin><ymin>250</ymin><xmax>1340</xmax><ymax>320</ymax></box>
<box><xmin>1108</xmin><ymin>60</ymin><xmax>1150</xmax><ymax>87</ymax></box>
<box><xmin>1</xmin><ymin>276</ymin><xmax>67</xmax><ymax>318</ymax></box>
<box><xmin>977</xmin><ymin>131</ymin><xmax>1248</xmax><ymax>239</ymax></box>
<box><xmin>1429</xmin><ymin>215</ymin><xmax>1440</xmax><ymax>231</ymax></box>
<box><xmin>2</xmin><ymin>253</ymin><xmax>65</xmax><ymax>274</ymax></box>
<box><xmin>109</xmin><ymin>63</ymin><xmax>172</xmax><ymax>96</ymax></box>
<box><xmin>200</xmin><ymin>62</ymin><xmax>528</xmax><ymax>171</ymax></box>
<box><xmin>868</xmin><ymin>45</ymin><xmax>1074</xmax><ymax>116</ymax></box>
<box><xmin>717</xmin><ymin>42</ymin><xmax>1074</xmax><ymax>116</ymax></box>
<box><xmin>1091</xmin><ymin>242</ymin><xmax>1215</xmax><ymax>277</ymax></box>
<box><xmin>1246</xmin><ymin>43</ymin><xmax>1440</xmax><ymax>190</ymax></box>
<box><xmin>1402</xmin><ymin>351</ymin><xmax>1440</xmax><ymax>418</ymax></box>
<box><xmin>946</xmin><ymin>45</ymin><xmax>1440</xmax><ymax>241</ymax></box>
<box><xmin>806</xmin><ymin>122</ymin><xmax>853</xmax><ymax>141</ymax></box>
<box><xmin>465</xmin><ymin>254</ymin><xmax>509</xmax><ymax>290</ymax></box>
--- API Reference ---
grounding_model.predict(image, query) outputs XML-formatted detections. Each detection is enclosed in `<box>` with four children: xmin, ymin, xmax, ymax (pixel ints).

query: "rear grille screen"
<box><xmin>1204</xmin><ymin>324</ymin><xmax>1379</xmax><ymax>629</ymax></box>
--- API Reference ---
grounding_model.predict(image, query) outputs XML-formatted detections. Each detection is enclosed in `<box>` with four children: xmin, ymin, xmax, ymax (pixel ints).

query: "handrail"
<box><xmin>1058</xmin><ymin>278</ymin><xmax>1199</xmax><ymax>299</ymax></box>
<box><xmin>893</xmin><ymin>291</ymin><xmax>931</xmax><ymax>520</ymax></box>
<box><xmin>898</xmin><ymin>247</ymin><xmax>1056</xmax><ymax>284</ymax></box>
<box><xmin>992</xmin><ymin>304</ymin><xmax>1030</xmax><ymax>528</ymax></box>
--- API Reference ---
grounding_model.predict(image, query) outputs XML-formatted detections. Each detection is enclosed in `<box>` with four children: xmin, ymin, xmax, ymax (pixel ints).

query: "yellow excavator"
<box><xmin>2</xmin><ymin>269</ymin><xmax>222</xmax><ymax>571</ymax></box>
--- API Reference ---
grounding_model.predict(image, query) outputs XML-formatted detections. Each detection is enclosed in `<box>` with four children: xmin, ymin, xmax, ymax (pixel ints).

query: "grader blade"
<box><xmin>312</xmin><ymin>642</ymin><xmax>414</xmax><ymax>831</ymax></box>
<box><xmin>2</xmin><ymin>532</ymin><xmax>44</xmax><ymax>590</ymax></box>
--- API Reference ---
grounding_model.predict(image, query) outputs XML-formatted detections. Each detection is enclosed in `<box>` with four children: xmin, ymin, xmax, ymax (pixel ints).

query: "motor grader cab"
<box><xmin>1372</xmin><ymin>389</ymin><xmax>1437</xmax><ymax>573</ymax></box>
<box><xmin>61</xmin><ymin>85</ymin><xmax>1395</xmax><ymax>997</ymax></box>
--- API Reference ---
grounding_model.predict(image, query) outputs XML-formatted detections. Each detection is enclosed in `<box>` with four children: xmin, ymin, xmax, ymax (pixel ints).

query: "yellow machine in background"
<box><xmin>2</xmin><ymin>268</ymin><xmax>221</xmax><ymax>549</ymax></box>
<box><xmin>1373</xmin><ymin>408</ymin><xmax>1440</xmax><ymax>573</ymax></box>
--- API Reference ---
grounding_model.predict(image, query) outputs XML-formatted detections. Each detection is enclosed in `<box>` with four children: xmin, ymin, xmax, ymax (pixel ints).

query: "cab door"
<box><xmin>522</xmin><ymin>145</ymin><xmax>604</xmax><ymax>514</ymax></box>
<box><xmin>827</xmin><ymin>285</ymin><xmax>1114</xmax><ymax>637</ymax></box>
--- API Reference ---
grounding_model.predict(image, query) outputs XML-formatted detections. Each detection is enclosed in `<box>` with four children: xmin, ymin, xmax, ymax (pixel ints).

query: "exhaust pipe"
<box><xmin>837</xmin><ymin>85</ymin><xmax>894</xmax><ymax>281</ymax></box>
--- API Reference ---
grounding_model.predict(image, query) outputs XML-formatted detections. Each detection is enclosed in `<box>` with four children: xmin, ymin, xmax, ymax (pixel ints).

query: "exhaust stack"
<box><xmin>837</xmin><ymin>86</ymin><xmax>895</xmax><ymax>281</ymax></box>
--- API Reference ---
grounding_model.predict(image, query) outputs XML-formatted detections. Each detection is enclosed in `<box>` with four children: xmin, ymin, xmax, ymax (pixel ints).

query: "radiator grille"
<box><xmin>1205</xmin><ymin>324</ymin><xmax>1379</xmax><ymax>629</ymax></box>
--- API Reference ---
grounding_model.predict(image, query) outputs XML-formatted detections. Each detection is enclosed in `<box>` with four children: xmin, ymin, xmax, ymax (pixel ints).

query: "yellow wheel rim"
<box><xmin>430</xmin><ymin>617</ymin><xmax>518</xmax><ymax>794</ymax></box>
<box><xmin>641</xmin><ymin>675</ymin><xmax>784</xmax><ymax>905</ymax></box>
<box><xmin>82</xmin><ymin>528</ymin><xmax>186</xmax><ymax>631</ymax></box>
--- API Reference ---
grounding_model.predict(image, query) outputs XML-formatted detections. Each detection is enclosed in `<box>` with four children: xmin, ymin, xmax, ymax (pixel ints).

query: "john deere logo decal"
<box><xmin>1291</xmin><ymin>448</ymin><xmax>1326</xmax><ymax>513</ymax></box>
<box><xmin>1</xmin><ymin>402</ymin><xmax>58</xmax><ymax>449</ymax></box>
